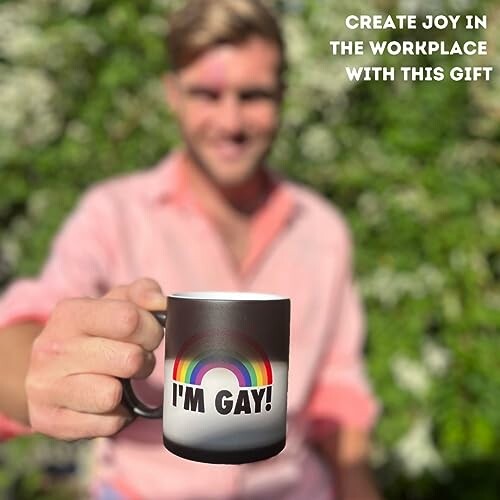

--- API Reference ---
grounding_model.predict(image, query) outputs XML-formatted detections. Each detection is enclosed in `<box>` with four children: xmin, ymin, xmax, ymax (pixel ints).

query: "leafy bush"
<box><xmin>1</xmin><ymin>0</ymin><xmax>499</xmax><ymax>498</ymax></box>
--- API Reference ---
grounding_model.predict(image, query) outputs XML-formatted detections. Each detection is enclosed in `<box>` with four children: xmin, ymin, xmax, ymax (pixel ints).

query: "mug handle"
<box><xmin>120</xmin><ymin>310</ymin><xmax>167</xmax><ymax>419</ymax></box>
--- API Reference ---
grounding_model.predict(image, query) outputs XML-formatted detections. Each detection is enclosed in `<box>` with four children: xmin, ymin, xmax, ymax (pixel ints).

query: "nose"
<box><xmin>218</xmin><ymin>94</ymin><xmax>244</xmax><ymax>135</ymax></box>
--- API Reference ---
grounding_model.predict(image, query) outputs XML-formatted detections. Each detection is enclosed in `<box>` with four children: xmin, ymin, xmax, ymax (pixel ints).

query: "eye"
<box><xmin>188</xmin><ymin>88</ymin><xmax>220</xmax><ymax>101</ymax></box>
<box><xmin>239</xmin><ymin>89</ymin><xmax>277</xmax><ymax>102</ymax></box>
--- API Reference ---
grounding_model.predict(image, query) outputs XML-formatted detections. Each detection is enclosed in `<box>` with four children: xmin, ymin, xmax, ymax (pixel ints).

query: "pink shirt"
<box><xmin>0</xmin><ymin>152</ymin><xmax>378</xmax><ymax>499</ymax></box>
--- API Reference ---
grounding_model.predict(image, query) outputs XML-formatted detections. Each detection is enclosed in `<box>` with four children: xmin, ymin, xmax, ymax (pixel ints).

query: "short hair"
<box><xmin>166</xmin><ymin>0</ymin><xmax>286</xmax><ymax>80</ymax></box>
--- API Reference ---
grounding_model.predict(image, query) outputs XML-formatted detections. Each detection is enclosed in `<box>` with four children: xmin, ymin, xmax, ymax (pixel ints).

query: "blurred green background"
<box><xmin>1</xmin><ymin>0</ymin><xmax>499</xmax><ymax>498</ymax></box>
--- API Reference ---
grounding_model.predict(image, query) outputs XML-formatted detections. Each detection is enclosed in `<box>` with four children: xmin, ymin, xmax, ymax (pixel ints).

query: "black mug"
<box><xmin>122</xmin><ymin>291</ymin><xmax>290</xmax><ymax>465</ymax></box>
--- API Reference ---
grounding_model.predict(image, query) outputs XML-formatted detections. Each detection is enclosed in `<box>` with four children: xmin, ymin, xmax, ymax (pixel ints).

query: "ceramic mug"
<box><xmin>121</xmin><ymin>291</ymin><xmax>290</xmax><ymax>464</ymax></box>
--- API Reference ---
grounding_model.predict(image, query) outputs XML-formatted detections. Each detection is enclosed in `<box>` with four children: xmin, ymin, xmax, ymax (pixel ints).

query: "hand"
<box><xmin>25</xmin><ymin>278</ymin><xmax>166</xmax><ymax>440</ymax></box>
<box><xmin>316</xmin><ymin>427</ymin><xmax>383</xmax><ymax>500</ymax></box>
<box><xmin>335</xmin><ymin>463</ymin><xmax>383</xmax><ymax>500</ymax></box>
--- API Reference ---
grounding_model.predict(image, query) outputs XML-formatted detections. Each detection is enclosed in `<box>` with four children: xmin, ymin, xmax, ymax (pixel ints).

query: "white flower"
<box><xmin>28</xmin><ymin>190</ymin><xmax>51</xmax><ymax>218</ymax></box>
<box><xmin>0</xmin><ymin>3</ymin><xmax>44</xmax><ymax>61</ymax></box>
<box><xmin>1</xmin><ymin>237</ymin><xmax>21</xmax><ymax>267</ymax></box>
<box><xmin>395</xmin><ymin>417</ymin><xmax>445</xmax><ymax>477</ymax></box>
<box><xmin>140</xmin><ymin>15</ymin><xmax>168</xmax><ymax>36</ymax></box>
<box><xmin>391</xmin><ymin>354</ymin><xmax>431</xmax><ymax>398</ymax></box>
<box><xmin>57</xmin><ymin>0</ymin><xmax>93</xmax><ymax>16</ymax></box>
<box><xmin>418</xmin><ymin>264</ymin><xmax>445</xmax><ymax>292</ymax></box>
<box><xmin>477</xmin><ymin>202</ymin><xmax>500</xmax><ymax>237</ymax></box>
<box><xmin>449</xmin><ymin>0</ymin><xmax>477</xmax><ymax>12</ymax></box>
<box><xmin>362</xmin><ymin>264</ymin><xmax>445</xmax><ymax>307</ymax></box>
<box><xmin>392</xmin><ymin>187</ymin><xmax>434</xmax><ymax>221</ymax></box>
<box><xmin>422</xmin><ymin>339</ymin><xmax>451</xmax><ymax>376</ymax></box>
<box><xmin>357</xmin><ymin>192</ymin><xmax>384</xmax><ymax>225</ymax></box>
<box><xmin>300</xmin><ymin>125</ymin><xmax>337</xmax><ymax>163</ymax></box>
<box><xmin>0</xmin><ymin>67</ymin><xmax>61</xmax><ymax>149</ymax></box>
<box><xmin>485</xmin><ymin>291</ymin><xmax>500</xmax><ymax>310</ymax></box>
<box><xmin>398</xmin><ymin>0</ymin><xmax>444</xmax><ymax>15</ymax></box>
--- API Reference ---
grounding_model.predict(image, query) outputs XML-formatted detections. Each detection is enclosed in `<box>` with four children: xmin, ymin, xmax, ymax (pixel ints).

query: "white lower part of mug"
<box><xmin>163</xmin><ymin>361</ymin><xmax>288</xmax><ymax>451</ymax></box>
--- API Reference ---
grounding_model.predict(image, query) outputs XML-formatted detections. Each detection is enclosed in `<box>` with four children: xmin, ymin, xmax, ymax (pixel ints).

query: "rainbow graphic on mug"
<box><xmin>172</xmin><ymin>333</ymin><xmax>273</xmax><ymax>387</ymax></box>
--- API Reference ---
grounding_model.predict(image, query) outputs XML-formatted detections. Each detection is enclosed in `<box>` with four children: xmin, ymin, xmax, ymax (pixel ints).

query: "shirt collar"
<box><xmin>145</xmin><ymin>150</ymin><xmax>187</xmax><ymax>204</ymax></box>
<box><xmin>147</xmin><ymin>150</ymin><xmax>298</xmax><ymax>219</ymax></box>
<box><xmin>145</xmin><ymin>150</ymin><xmax>300</xmax><ymax>276</ymax></box>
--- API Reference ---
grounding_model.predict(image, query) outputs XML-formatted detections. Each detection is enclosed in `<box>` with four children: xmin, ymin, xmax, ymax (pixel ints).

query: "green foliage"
<box><xmin>0</xmin><ymin>435</ymin><xmax>83</xmax><ymax>499</ymax></box>
<box><xmin>1</xmin><ymin>0</ymin><xmax>499</xmax><ymax>498</ymax></box>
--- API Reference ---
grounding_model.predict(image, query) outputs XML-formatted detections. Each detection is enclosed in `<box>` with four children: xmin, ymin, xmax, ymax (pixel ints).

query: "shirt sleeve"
<box><xmin>0</xmin><ymin>187</ymin><xmax>115</xmax><ymax>439</ymax></box>
<box><xmin>305</xmin><ymin>271</ymin><xmax>379</xmax><ymax>437</ymax></box>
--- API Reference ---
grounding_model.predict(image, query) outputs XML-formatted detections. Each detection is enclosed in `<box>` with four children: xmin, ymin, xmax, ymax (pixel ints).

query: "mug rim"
<box><xmin>168</xmin><ymin>291</ymin><xmax>289</xmax><ymax>302</ymax></box>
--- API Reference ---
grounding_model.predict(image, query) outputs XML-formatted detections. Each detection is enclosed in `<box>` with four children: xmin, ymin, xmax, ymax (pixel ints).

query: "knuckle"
<box><xmin>51</xmin><ymin>297</ymin><xmax>81</xmax><ymax>321</ymax></box>
<box><xmin>141</xmin><ymin>315</ymin><xmax>163</xmax><ymax>351</ymax></box>
<box><xmin>30</xmin><ymin>335</ymin><xmax>65</xmax><ymax>363</ymax></box>
<box><xmin>50</xmin><ymin>297</ymin><xmax>93</xmax><ymax>333</ymax></box>
<box><xmin>116</xmin><ymin>303</ymin><xmax>140</xmax><ymax>334</ymax></box>
<box><xmin>153</xmin><ymin>321</ymin><xmax>165</xmax><ymax>344</ymax></box>
<box><xmin>99</xmin><ymin>379</ymin><xmax>123</xmax><ymax>413</ymax></box>
<box><xmin>122</xmin><ymin>345</ymin><xmax>146</xmax><ymax>377</ymax></box>
<box><xmin>101</xmin><ymin>340</ymin><xmax>120</xmax><ymax>365</ymax></box>
<box><xmin>98</xmin><ymin>415</ymin><xmax>127</xmax><ymax>437</ymax></box>
<box><xmin>134</xmin><ymin>277</ymin><xmax>159</xmax><ymax>289</ymax></box>
<box><xmin>131</xmin><ymin>278</ymin><xmax>162</xmax><ymax>303</ymax></box>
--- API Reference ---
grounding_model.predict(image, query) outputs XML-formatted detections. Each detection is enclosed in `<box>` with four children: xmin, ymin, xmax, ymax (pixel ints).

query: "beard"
<box><xmin>181</xmin><ymin>131</ymin><xmax>275</xmax><ymax>189</ymax></box>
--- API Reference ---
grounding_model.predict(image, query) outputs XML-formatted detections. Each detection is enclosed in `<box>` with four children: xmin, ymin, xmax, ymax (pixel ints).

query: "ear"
<box><xmin>163</xmin><ymin>73</ymin><xmax>180</xmax><ymax>114</ymax></box>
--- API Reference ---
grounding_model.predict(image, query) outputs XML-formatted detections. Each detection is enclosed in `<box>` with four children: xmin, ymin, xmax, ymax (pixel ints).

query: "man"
<box><xmin>0</xmin><ymin>1</ymin><xmax>381</xmax><ymax>498</ymax></box>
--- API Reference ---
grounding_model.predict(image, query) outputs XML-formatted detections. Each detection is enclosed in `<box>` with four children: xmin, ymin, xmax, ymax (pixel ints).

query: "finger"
<box><xmin>49</xmin><ymin>298</ymin><xmax>163</xmax><ymax>351</ymax></box>
<box><xmin>104</xmin><ymin>278</ymin><xmax>167</xmax><ymax>311</ymax></box>
<box><xmin>50</xmin><ymin>374</ymin><xmax>124</xmax><ymax>414</ymax></box>
<box><xmin>32</xmin><ymin>336</ymin><xmax>156</xmax><ymax>380</ymax></box>
<box><xmin>29</xmin><ymin>404</ymin><xmax>133</xmax><ymax>441</ymax></box>
<box><xmin>72</xmin><ymin>337</ymin><xmax>156</xmax><ymax>379</ymax></box>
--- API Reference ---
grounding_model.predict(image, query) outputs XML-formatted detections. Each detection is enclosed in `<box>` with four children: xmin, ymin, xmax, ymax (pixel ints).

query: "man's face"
<box><xmin>166</xmin><ymin>37</ymin><xmax>283</xmax><ymax>187</ymax></box>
